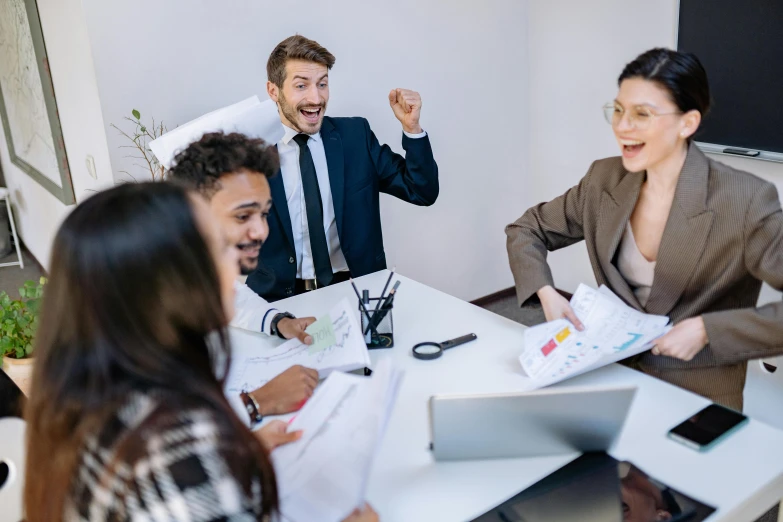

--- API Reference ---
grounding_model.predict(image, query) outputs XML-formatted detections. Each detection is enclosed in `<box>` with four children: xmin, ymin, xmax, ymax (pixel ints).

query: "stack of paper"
<box><xmin>272</xmin><ymin>360</ymin><xmax>403</xmax><ymax>522</ymax></box>
<box><xmin>148</xmin><ymin>95</ymin><xmax>284</xmax><ymax>169</ymax></box>
<box><xmin>225</xmin><ymin>298</ymin><xmax>371</xmax><ymax>396</ymax></box>
<box><xmin>520</xmin><ymin>284</ymin><xmax>670</xmax><ymax>387</ymax></box>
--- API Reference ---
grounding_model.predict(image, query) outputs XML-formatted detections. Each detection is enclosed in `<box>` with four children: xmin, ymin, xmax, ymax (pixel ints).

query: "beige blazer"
<box><xmin>506</xmin><ymin>143</ymin><xmax>783</xmax><ymax>409</ymax></box>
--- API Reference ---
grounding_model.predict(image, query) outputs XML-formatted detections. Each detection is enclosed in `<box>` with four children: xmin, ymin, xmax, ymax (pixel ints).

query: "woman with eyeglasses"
<box><xmin>23</xmin><ymin>183</ymin><xmax>378</xmax><ymax>521</ymax></box>
<box><xmin>506</xmin><ymin>48</ymin><xmax>783</xmax><ymax>409</ymax></box>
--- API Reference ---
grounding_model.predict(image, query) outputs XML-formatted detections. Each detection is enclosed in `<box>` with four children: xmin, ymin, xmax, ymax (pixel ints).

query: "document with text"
<box><xmin>520</xmin><ymin>284</ymin><xmax>671</xmax><ymax>388</ymax></box>
<box><xmin>272</xmin><ymin>360</ymin><xmax>403</xmax><ymax>522</ymax></box>
<box><xmin>224</xmin><ymin>298</ymin><xmax>371</xmax><ymax>397</ymax></box>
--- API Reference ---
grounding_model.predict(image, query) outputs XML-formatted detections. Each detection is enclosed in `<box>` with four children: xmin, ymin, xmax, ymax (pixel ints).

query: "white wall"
<box><xmin>81</xmin><ymin>0</ymin><xmax>530</xmax><ymax>301</ymax></box>
<box><xmin>0</xmin><ymin>0</ymin><xmax>115</xmax><ymax>269</ymax></box>
<box><xmin>528</xmin><ymin>0</ymin><xmax>783</xmax><ymax>305</ymax></box>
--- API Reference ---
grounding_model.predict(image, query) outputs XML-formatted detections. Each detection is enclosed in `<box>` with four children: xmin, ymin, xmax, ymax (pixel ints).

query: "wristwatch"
<box><xmin>270</xmin><ymin>311</ymin><xmax>296</xmax><ymax>339</ymax></box>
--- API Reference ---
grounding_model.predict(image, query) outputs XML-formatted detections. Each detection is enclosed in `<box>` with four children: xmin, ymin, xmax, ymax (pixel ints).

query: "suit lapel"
<box><xmin>595</xmin><ymin>170</ymin><xmax>645</xmax><ymax>310</ymax></box>
<box><xmin>269</xmin><ymin>149</ymin><xmax>295</xmax><ymax>251</ymax></box>
<box><xmin>645</xmin><ymin>143</ymin><xmax>714</xmax><ymax>316</ymax></box>
<box><xmin>320</xmin><ymin>118</ymin><xmax>345</xmax><ymax>239</ymax></box>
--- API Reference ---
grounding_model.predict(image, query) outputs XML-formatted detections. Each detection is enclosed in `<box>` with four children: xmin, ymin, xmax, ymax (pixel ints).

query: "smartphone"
<box><xmin>667</xmin><ymin>404</ymin><xmax>748</xmax><ymax>452</ymax></box>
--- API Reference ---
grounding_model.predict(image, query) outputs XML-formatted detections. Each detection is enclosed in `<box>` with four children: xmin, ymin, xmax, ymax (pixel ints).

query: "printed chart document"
<box><xmin>224</xmin><ymin>297</ymin><xmax>370</xmax><ymax>399</ymax></box>
<box><xmin>149</xmin><ymin>95</ymin><xmax>284</xmax><ymax>169</ymax></box>
<box><xmin>272</xmin><ymin>360</ymin><xmax>403</xmax><ymax>522</ymax></box>
<box><xmin>520</xmin><ymin>284</ymin><xmax>670</xmax><ymax>388</ymax></box>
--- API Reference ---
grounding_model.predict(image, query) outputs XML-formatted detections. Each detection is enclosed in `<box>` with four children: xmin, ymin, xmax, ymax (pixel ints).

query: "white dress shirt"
<box><xmin>278</xmin><ymin>124</ymin><xmax>348</xmax><ymax>279</ymax></box>
<box><xmin>231</xmin><ymin>280</ymin><xmax>279</xmax><ymax>334</ymax></box>
<box><xmin>277</xmin><ymin>123</ymin><xmax>427</xmax><ymax>280</ymax></box>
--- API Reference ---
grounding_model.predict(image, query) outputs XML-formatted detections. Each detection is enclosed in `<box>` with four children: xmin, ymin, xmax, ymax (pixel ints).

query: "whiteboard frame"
<box><xmin>674</xmin><ymin>0</ymin><xmax>783</xmax><ymax>164</ymax></box>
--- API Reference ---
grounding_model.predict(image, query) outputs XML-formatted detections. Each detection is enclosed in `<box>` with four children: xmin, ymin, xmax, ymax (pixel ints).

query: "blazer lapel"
<box><xmin>595</xmin><ymin>170</ymin><xmax>645</xmax><ymax>310</ymax></box>
<box><xmin>269</xmin><ymin>160</ymin><xmax>295</xmax><ymax>251</ymax></box>
<box><xmin>645</xmin><ymin>143</ymin><xmax>714</xmax><ymax>316</ymax></box>
<box><xmin>320</xmin><ymin>118</ymin><xmax>345</xmax><ymax>239</ymax></box>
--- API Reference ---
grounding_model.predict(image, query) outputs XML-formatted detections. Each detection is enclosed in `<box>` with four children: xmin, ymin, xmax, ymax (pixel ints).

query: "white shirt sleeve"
<box><xmin>231</xmin><ymin>281</ymin><xmax>279</xmax><ymax>335</ymax></box>
<box><xmin>403</xmin><ymin>129</ymin><xmax>427</xmax><ymax>139</ymax></box>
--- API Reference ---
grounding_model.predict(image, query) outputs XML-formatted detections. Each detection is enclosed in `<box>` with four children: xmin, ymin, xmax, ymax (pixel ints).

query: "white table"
<box><xmin>236</xmin><ymin>271</ymin><xmax>783</xmax><ymax>522</ymax></box>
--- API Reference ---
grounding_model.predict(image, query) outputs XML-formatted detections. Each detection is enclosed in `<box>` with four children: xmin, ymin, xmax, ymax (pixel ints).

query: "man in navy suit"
<box><xmin>246</xmin><ymin>35</ymin><xmax>439</xmax><ymax>301</ymax></box>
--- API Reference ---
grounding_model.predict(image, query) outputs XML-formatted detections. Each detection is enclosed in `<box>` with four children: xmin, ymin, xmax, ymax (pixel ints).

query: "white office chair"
<box><xmin>744</xmin><ymin>356</ymin><xmax>783</xmax><ymax>430</ymax></box>
<box><xmin>0</xmin><ymin>188</ymin><xmax>24</xmax><ymax>269</ymax></box>
<box><xmin>0</xmin><ymin>418</ymin><xmax>26</xmax><ymax>522</ymax></box>
<box><xmin>743</xmin><ymin>286</ymin><xmax>783</xmax><ymax>430</ymax></box>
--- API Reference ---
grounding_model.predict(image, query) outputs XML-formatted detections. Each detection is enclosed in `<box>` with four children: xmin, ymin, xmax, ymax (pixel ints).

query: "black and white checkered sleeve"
<box><xmin>77</xmin><ymin>408</ymin><xmax>264</xmax><ymax>522</ymax></box>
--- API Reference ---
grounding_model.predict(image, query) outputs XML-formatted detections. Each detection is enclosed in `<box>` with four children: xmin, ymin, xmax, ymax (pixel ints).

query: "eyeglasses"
<box><xmin>602</xmin><ymin>102</ymin><xmax>681</xmax><ymax>130</ymax></box>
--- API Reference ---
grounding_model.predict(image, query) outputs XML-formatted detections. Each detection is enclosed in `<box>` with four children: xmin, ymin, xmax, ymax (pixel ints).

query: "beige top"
<box><xmin>617</xmin><ymin>221</ymin><xmax>656</xmax><ymax>308</ymax></box>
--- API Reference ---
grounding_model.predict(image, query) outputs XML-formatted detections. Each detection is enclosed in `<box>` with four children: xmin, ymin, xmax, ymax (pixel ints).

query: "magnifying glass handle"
<box><xmin>441</xmin><ymin>333</ymin><xmax>478</xmax><ymax>350</ymax></box>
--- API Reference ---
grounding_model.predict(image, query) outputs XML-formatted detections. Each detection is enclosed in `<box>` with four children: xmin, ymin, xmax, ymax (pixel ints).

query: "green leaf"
<box><xmin>132</xmin><ymin>109</ymin><xmax>141</xmax><ymax>120</ymax></box>
<box><xmin>18</xmin><ymin>288</ymin><xmax>26</xmax><ymax>298</ymax></box>
<box><xmin>140</xmin><ymin>126</ymin><xmax>146</xmax><ymax>132</ymax></box>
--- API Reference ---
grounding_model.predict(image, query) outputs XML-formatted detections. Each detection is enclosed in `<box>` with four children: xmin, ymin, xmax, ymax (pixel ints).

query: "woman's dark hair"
<box><xmin>24</xmin><ymin>182</ymin><xmax>277</xmax><ymax>520</ymax></box>
<box><xmin>619</xmin><ymin>48</ymin><xmax>711</xmax><ymax>117</ymax></box>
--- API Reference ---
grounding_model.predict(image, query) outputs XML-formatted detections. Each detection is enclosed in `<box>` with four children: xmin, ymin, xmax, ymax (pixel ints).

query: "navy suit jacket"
<box><xmin>246</xmin><ymin>116</ymin><xmax>439</xmax><ymax>301</ymax></box>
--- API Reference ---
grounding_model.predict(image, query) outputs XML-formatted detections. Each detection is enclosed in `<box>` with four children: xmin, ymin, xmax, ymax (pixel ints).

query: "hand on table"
<box><xmin>277</xmin><ymin>316</ymin><xmax>317</xmax><ymax>344</ymax></box>
<box><xmin>251</xmin><ymin>365</ymin><xmax>319</xmax><ymax>416</ymax></box>
<box><xmin>255</xmin><ymin>420</ymin><xmax>302</xmax><ymax>452</ymax></box>
<box><xmin>389</xmin><ymin>88</ymin><xmax>423</xmax><ymax>134</ymax></box>
<box><xmin>651</xmin><ymin>316</ymin><xmax>708</xmax><ymax>361</ymax></box>
<box><xmin>536</xmin><ymin>285</ymin><xmax>585</xmax><ymax>331</ymax></box>
<box><xmin>343</xmin><ymin>504</ymin><xmax>380</xmax><ymax>522</ymax></box>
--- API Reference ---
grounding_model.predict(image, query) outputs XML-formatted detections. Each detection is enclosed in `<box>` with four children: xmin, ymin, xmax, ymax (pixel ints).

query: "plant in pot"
<box><xmin>1</xmin><ymin>277</ymin><xmax>45</xmax><ymax>395</ymax></box>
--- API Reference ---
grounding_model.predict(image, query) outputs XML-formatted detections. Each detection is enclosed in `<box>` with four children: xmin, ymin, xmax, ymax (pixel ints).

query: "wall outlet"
<box><xmin>85</xmin><ymin>155</ymin><xmax>97</xmax><ymax>180</ymax></box>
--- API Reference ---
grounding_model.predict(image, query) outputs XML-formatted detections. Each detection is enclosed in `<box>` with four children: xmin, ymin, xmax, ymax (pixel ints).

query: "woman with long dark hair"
<box><xmin>24</xmin><ymin>182</ymin><xmax>377</xmax><ymax>521</ymax></box>
<box><xmin>507</xmin><ymin>48</ymin><xmax>783</xmax><ymax>409</ymax></box>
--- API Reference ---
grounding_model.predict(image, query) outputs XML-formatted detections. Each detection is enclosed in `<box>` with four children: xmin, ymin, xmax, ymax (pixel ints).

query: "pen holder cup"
<box><xmin>359</xmin><ymin>297</ymin><xmax>394</xmax><ymax>349</ymax></box>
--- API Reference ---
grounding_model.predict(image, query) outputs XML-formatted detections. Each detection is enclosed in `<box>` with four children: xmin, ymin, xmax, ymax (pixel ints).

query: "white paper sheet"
<box><xmin>272</xmin><ymin>360</ymin><xmax>403</xmax><ymax>522</ymax></box>
<box><xmin>224</xmin><ymin>298</ymin><xmax>371</xmax><ymax>398</ymax></box>
<box><xmin>149</xmin><ymin>95</ymin><xmax>284</xmax><ymax>169</ymax></box>
<box><xmin>520</xmin><ymin>284</ymin><xmax>671</xmax><ymax>388</ymax></box>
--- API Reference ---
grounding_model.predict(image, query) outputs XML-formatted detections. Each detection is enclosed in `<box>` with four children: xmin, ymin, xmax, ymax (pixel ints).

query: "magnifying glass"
<box><xmin>412</xmin><ymin>333</ymin><xmax>478</xmax><ymax>360</ymax></box>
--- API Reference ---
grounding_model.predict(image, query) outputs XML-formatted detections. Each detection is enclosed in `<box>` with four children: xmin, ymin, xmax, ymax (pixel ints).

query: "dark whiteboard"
<box><xmin>677</xmin><ymin>0</ymin><xmax>783</xmax><ymax>160</ymax></box>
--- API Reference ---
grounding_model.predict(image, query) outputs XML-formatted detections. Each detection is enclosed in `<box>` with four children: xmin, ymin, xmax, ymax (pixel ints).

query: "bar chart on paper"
<box><xmin>520</xmin><ymin>285</ymin><xmax>670</xmax><ymax>388</ymax></box>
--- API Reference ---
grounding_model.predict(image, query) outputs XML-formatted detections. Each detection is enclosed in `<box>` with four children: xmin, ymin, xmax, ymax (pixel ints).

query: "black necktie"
<box><xmin>293</xmin><ymin>134</ymin><xmax>333</xmax><ymax>287</ymax></box>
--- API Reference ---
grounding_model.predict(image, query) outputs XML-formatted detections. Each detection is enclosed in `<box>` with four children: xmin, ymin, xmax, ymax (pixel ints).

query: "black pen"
<box><xmin>370</xmin><ymin>281</ymin><xmax>400</xmax><ymax>332</ymax></box>
<box><xmin>350</xmin><ymin>278</ymin><xmax>380</xmax><ymax>337</ymax></box>
<box><xmin>363</xmin><ymin>268</ymin><xmax>396</xmax><ymax>335</ymax></box>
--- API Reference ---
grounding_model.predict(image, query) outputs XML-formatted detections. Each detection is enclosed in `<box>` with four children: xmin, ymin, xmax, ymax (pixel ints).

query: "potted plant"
<box><xmin>1</xmin><ymin>277</ymin><xmax>45</xmax><ymax>395</ymax></box>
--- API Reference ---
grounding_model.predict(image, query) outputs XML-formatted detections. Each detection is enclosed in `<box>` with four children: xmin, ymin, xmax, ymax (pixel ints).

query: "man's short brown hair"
<box><xmin>267</xmin><ymin>35</ymin><xmax>336</xmax><ymax>87</ymax></box>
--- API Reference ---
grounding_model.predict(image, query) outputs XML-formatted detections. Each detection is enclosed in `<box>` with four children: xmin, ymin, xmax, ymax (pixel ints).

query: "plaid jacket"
<box><xmin>64</xmin><ymin>391</ymin><xmax>269</xmax><ymax>522</ymax></box>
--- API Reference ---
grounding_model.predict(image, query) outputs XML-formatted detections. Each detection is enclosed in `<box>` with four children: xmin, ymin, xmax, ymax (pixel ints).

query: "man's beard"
<box><xmin>279</xmin><ymin>90</ymin><xmax>325</xmax><ymax>134</ymax></box>
<box><xmin>237</xmin><ymin>240</ymin><xmax>263</xmax><ymax>275</ymax></box>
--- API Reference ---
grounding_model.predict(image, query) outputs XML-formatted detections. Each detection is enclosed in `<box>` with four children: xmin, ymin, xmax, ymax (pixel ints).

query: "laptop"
<box><xmin>429</xmin><ymin>385</ymin><xmax>637</xmax><ymax>460</ymax></box>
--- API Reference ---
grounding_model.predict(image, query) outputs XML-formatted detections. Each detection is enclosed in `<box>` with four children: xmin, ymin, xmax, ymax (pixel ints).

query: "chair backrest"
<box><xmin>744</xmin><ymin>356</ymin><xmax>783</xmax><ymax>430</ymax></box>
<box><xmin>0</xmin><ymin>418</ymin><xmax>26</xmax><ymax>522</ymax></box>
<box><xmin>743</xmin><ymin>286</ymin><xmax>783</xmax><ymax>429</ymax></box>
